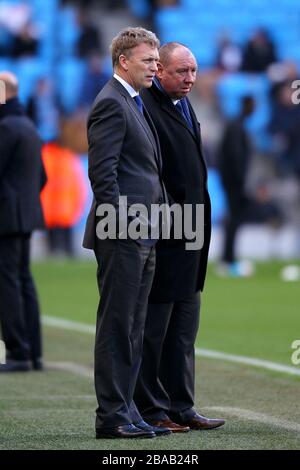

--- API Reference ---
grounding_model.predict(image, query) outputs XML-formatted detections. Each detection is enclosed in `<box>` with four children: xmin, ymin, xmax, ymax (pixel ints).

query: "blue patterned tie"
<box><xmin>134</xmin><ymin>95</ymin><xmax>144</xmax><ymax>115</ymax></box>
<box><xmin>175</xmin><ymin>100</ymin><xmax>193</xmax><ymax>130</ymax></box>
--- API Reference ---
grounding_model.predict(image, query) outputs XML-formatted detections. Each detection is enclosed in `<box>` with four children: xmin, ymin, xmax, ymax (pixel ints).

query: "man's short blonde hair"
<box><xmin>110</xmin><ymin>27</ymin><xmax>160</xmax><ymax>69</ymax></box>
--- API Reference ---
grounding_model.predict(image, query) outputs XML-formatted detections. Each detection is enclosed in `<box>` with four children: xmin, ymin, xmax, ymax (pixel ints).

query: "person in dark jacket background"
<box><xmin>0</xmin><ymin>71</ymin><xmax>46</xmax><ymax>372</ymax></box>
<box><xmin>218</xmin><ymin>95</ymin><xmax>281</xmax><ymax>275</ymax></box>
<box><xmin>218</xmin><ymin>96</ymin><xmax>255</xmax><ymax>269</ymax></box>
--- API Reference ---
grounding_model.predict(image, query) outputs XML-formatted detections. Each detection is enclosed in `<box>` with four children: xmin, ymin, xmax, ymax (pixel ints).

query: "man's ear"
<box><xmin>118</xmin><ymin>54</ymin><xmax>128</xmax><ymax>71</ymax></box>
<box><xmin>156</xmin><ymin>62</ymin><xmax>163</xmax><ymax>80</ymax></box>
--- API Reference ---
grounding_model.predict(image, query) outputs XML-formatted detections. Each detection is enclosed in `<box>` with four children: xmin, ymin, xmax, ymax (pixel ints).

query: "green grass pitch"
<box><xmin>0</xmin><ymin>260</ymin><xmax>299</xmax><ymax>450</ymax></box>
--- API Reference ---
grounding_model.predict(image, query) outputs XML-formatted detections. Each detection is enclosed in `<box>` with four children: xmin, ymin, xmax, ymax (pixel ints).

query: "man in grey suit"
<box><xmin>83</xmin><ymin>27</ymin><xmax>169</xmax><ymax>439</ymax></box>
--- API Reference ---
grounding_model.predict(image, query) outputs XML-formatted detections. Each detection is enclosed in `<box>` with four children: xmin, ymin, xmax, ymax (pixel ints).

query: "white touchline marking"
<box><xmin>195</xmin><ymin>348</ymin><xmax>300</xmax><ymax>377</ymax></box>
<box><xmin>47</xmin><ymin>361</ymin><xmax>93</xmax><ymax>379</ymax></box>
<box><xmin>0</xmin><ymin>395</ymin><xmax>95</xmax><ymax>400</ymax></box>
<box><xmin>204</xmin><ymin>406</ymin><xmax>300</xmax><ymax>433</ymax></box>
<box><xmin>43</xmin><ymin>315</ymin><xmax>95</xmax><ymax>334</ymax></box>
<box><xmin>42</xmin><ymin>315</ymin><xmax>300</xmax><ymax>377</ymax></box>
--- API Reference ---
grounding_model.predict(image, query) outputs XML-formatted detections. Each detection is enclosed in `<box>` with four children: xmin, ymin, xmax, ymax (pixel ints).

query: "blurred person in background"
<box><xmin>216</xmin><ymin>34</ymin><xmax>242</xmax><ymax>73</ymax></box>
<box><xmin>0</xmin><ymin>71</ymin><xmax>46</xmax><ymax>372</ymax></box>
<box><xmin>76</xmin><ymin>8</ymin><xmax>103</xmax><ymax>59</ymax></box>
<box><xmin>78</xmin><ymin>54</ymin><xmax>110</xmax><ymax>109</ymax></box>
<box><xmin>41</xmin><ymin>139</ymin><xmax>88</xmax><ymax>257</ymax></box>
<box><xmin>27</xmin><ymin>77</ymin><xmax>60</xmax><ymax>143</ymax></box>
<box><xmin>217</xmin><ymin>95</ymin><xmax>282</xmax><ymax>276</ymax></box>
<box><xmin>0</xmin><ymin>20</ymin><xmax>13</xmax><ymax>56</ymax></box>
<box><xmin>269</xmin><ymin>80</ymin><xmax>300</xmax><ymax>179</ymax></box>
<box><xmin>11</xmin><ymin>20</ymin><xmax>39</xmax><ymax>59</ymax></box>
<box><xmin>0</xmin><ymin>1</ymin><xmax>34</xmax><ymax>57</ymax></box>
<box><xmin>242</xmin><ymin>28</ymin><xmax>277</xmax><ymax>73</ymax></box>
<box><xmin>134</xmin><ymin>42</ymin><xmax>225</xmax><ymax>432</ymax></box>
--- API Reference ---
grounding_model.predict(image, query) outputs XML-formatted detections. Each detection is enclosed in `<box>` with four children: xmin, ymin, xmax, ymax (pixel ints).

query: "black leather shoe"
<box><xmin>178</xmin><ymin>413</ymin><xmax>225</xmax><ymax>430</ymax></box>
<box><xmin>32</xmin><ymin>358</ymin><xmax>44</xmax><ymax>371</ymax></box>
<box><xmin>149</xmin><ymin>418</ymin><xmax>190</xmax><ymax>433</ymax></box>
<box><xmin>96</xmin><ymin>424</ymin><xmax>156</xmax><ymax>439</ymax></box>
<box><xmin>135</xmin><ymin>420</ymin><xmax>171</xmax><ymax>436</ymax></box>
<box><xmin>0</xmin><ymin>360</ymin><xmax>31</xmax><ymax>373</ymax></box>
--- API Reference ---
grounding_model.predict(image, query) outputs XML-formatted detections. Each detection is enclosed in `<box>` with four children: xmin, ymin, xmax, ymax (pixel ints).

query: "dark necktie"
<box><xmin>175</xmin><ymin>100</ymin><xmax>193</xmax><ymax>130</ymax></box>
<box><xmin>133</xmin><ymin>95</ymin><xmax>144</xmax><ymax>115</ymax></box>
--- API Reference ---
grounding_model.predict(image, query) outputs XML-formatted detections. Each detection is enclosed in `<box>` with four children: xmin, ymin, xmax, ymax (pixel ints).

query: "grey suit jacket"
<box><xmin>83</xmin><ymin>77</ymin><xmax>166</xmax><ymax>249</ymax></box>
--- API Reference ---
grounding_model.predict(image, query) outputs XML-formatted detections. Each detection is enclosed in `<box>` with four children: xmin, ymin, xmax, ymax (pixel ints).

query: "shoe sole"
<box><xmin>96</xmin><ymin>433</ymin><xmax>155</xmax><ymax>439</ymax></box>
<box><xmin>169</xmin><ymin>428</ymin><xmax>190</xmax><ymax>433</ymax></box>
<box><xmin>189</xmin><ymin>422</ymin><xmax>225</xmax><ymax>430</ymax></box>
<box><xmin>154</xmin><ymin>430</ymin><xmax>172</xmax><ymax>436</ymax></box>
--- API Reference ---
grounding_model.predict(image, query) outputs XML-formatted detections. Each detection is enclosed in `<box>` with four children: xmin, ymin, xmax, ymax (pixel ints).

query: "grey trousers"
<box><xmin>94</xmin><ymin>238</ymin><xmax>155</xmax><ymax>430</ymax></box>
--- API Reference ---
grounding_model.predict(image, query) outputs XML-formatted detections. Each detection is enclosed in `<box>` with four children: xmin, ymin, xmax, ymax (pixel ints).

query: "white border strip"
<box><xmin>195</xmin><ymin>348</ymin><xmax>300</xmax><ymax>377</ymax></box>
<box><xmin>204</xmin><ymin>406</ymin><xmax>300</xmax><ymax>432</ymax></box>
<box><xmin>43</xmin><ymin>315</ymin><xmax>95</xmax><ymax>334</ymax></box>
<box><xmin>42</xmin><ymin>315</ymin><xmax>300</xmax><ymax>377</ymax></box>
<box><xmin>47</xmin><ymin>361</ymin><xmax>93</xmax><ymax>379</ymax></box>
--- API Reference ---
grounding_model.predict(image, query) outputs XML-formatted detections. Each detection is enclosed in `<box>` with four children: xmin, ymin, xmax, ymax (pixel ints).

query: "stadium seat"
<box><xmin>207</xmin><ymin>168</ymin><xmax>227</xmax><ymax>225</ymax></box>
<box><xmin>56</xmin><ymin>59</ymin><xmax>87</xmax><ymax>113</ymax></box>
<box><xmin>15</xmin><ymin>58</ymin><xmax>49</xmax><ymax>104</ymax></box>
<box><xmin>156</xmin><ymin>0</ymin><xmax>300</xmax><ymax>69</ymax></box>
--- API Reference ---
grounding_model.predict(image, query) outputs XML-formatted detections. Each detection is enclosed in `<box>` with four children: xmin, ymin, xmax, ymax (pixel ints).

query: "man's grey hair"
<box><xmin>0</xmin><ymin>71</ymin><xmax>18</xmax><ymax>100</ymax></box>
<box><xmin>110</xmin><ymin>27</ymin><xmax>160</xmax><ymax>69</ymax></box>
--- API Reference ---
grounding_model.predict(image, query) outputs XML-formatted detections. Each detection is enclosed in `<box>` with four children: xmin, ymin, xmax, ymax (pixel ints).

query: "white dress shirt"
<box><xmin>113</xmin><ymin>73</ymin><xmax>139</xmax><ymax>98</ymax></box>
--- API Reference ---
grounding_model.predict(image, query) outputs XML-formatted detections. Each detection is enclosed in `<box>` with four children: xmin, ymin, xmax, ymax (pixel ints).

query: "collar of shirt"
<box><xmin>113</xmin><ymin>73</ymin><xmax>139</xmax><ymax>98</ymax></box>
<box><xmin>153</xmin><ymin>76</ymin><xmax>179</xmax><ymax>106</ymax></box>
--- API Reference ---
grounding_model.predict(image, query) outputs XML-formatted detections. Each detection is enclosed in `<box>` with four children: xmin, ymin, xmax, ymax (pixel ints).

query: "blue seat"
<box><xmin>0</xmin><ymin>58</ymin><xmax>14</xmax><ymax>71</ymax></box>
<box><xmin>57</xmin><ymin>7</ymin><xmax>79</xmax><ymax>57</ymax></box>
<box><xmin>156</xmin><ymin>0</ymin><xmax>300</xmax><ymax>68</ymax></box>
<box><xmin>207</xmin><ymin>168</ymin><xmax>227</xmax><ymax>225</ymax></box>
<box><xmin>126</xmin><ymin>0</ymin><xmax>150</xmax><ymax>18</ymax></box>
<box><xmin>57</xmin><ymin>59</ymin><xmax>87</xmax><ymax>113</ymax></box>
<box><xmin>15</xmin><ymin>58</ymin><xmax>48</xmax><ymax>103</ymax></box>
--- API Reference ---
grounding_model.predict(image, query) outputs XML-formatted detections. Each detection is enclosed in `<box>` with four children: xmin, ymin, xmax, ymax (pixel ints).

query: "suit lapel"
<box><xmin>110</xmin><ymin>78</ymin><xmax>159</xmax><ymax>154</ymax></box>
<box><xmin>160</xmin><ymin>96</ymin><xmax>199</xmax><ymax>144</ymax></box>
<box><xmin>187</xmin><ymin>99</ymin><xmax>208</xmax><ymax>180</ymax></box>
<box><xmin>186</xmin><ymin>98</ymin><xmax>201</xmax><ymax>142</ymax></box>
<box><xmin>142</xmin><ymin>105</ymin><xmax>163</xmax><ymax>172</ymax></box>
<box><xmin>150</xmin><ymin>82</ymin><xmax>208</xmax><ymax>178</ymax></box>
<box><xmin>126</xmin><ymin>94</ymin><xmax>159</xmax><ymax>153</ymax></box>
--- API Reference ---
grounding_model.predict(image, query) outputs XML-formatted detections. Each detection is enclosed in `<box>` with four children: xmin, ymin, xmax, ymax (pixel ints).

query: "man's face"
<box><xmin>121</xmin><ymin>42</ymin><xmax>159</xmax><ymax>91</ymax></box>
<box><xmin>157</xmin><ymin>47</ymin><xmax>197</xmax><ymax>99</ymax></box>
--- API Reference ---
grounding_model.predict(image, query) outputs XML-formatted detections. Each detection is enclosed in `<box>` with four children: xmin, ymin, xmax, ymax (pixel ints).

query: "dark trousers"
<box><xmin>223</xmin><ymin>202</ymin><xmax>243</xmax><ymax>264</ymax></box>
<box><xmin>135</xmin><ymin>292</ymin><xmax>200</xmax><ymax>422</ymax></box>
<box><xmin>94</xmin><ymin>238</ymin><xmax>155</xmax><ymax>430</ymax></box>
<box><xmin>47</xmin><ymin>227</ymin><xmax>74</xmax><ymax>257</ymax></box>
<box><xmin>223</xmin><ymin>195</ymin><xmax>281</xmax><ymax>263</ymax></box>
<box><xmin>0</xmin><ymin>234</ymin><xmax>42</xmax><ymax>362</ymax></box>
